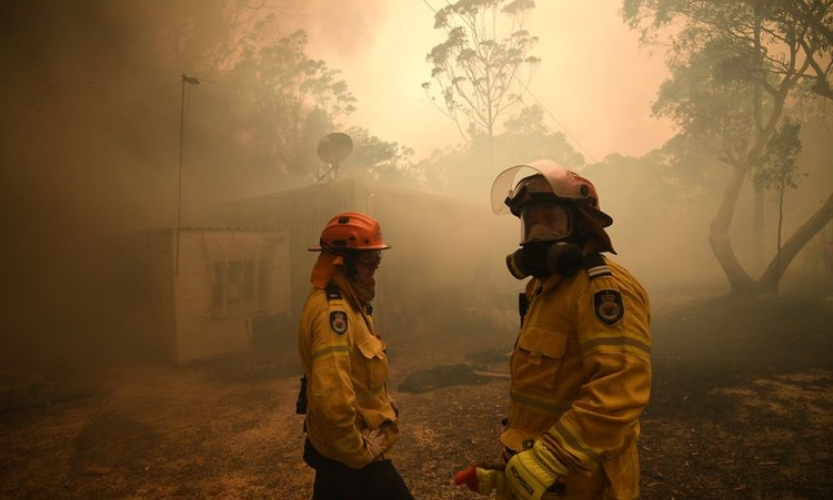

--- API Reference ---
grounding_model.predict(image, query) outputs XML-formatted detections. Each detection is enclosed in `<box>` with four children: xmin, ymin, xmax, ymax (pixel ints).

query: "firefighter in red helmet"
<box><xmin>297</xmin><ymin>212</ymin><xmax>414</xmax><ymax>500</ymax></box>
<box><xmin>456</xmin><ymin>160</ymin><xmax>652</xmax><ymax>500</ymax></box>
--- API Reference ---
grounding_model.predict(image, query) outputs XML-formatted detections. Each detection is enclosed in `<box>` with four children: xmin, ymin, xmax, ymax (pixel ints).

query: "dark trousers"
<box><xmin>303</xmin><ymin>439</ymin><xmax>415</xmax><ymax>500</ymax></box>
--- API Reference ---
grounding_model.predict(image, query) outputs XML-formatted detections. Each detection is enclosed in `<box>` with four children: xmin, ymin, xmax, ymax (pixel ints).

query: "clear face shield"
<box><xmin>492</xmin><ymin>161</ymin><xmax>615</xmax><ymax>279</ymax></box>
<box><xmin>520</xmin><ymin>202</ymin><xmax>572</xmax><ymax>245</ymax></box>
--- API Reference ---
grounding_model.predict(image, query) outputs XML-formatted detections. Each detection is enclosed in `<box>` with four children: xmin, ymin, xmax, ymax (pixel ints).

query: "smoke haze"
<box><xmin>1</xmin><ymin>1</ymin><xmax>829</xmax><ymax>369</ymax></box>
<box><xmin>306</xmin><ymin>1</ymin><xmax>674</xmax><ymax>161</ymax></box>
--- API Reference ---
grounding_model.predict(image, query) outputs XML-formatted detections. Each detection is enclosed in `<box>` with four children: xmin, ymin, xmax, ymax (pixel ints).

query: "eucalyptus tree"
<box><xmin>171</xmin><ymin>1</ymin><xmax>421</xmax><ymax>186</ymax></box>
<box><xmin>339</xmin><ymin>127</ymin><xmax>421</xmax><ymax>187</ymax></box>
<box><xmin>752</xmin><ymin>120</ymin><xmax>804</xmax><ymax>295</ymax></box>
<box><xmin>170</xmin><ymin>3</ymin><xmax>424</xmax><ymax>187</ymax></box>
<box><xmin>163</xmin><ymin>0</ymin><xmax>286</xmax><ymax>74</ymax></box>
<box><xmin>422</xmin><ymin>0</ymin><xmax>540</xmax><ymax>147</ymax></box>
<box><xmin>213</xmin><ymin>29</ymin><xmax>357</xmax><ymax>184</ymax></box>
<box><xmin>623</xmin><ymin>0</ymin><xmax>833</xmax><ymax>295</ymax></box>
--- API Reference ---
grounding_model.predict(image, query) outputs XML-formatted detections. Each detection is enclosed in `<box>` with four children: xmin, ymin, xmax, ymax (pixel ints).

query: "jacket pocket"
<box><xmin>357</xmin><ymin>336</ymin><xmax>389</xmax><ymax>392</ymax></box>
<box><xmin>513</xmin><ymin>327</ymin><xmax>569</xmax><ymax>392</ymax></box>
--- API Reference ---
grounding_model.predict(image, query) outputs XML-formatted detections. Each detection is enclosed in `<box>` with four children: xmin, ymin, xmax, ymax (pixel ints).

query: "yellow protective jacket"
<box><xmin>298</xmin><ymin>282</ymin><xmax>399</xmax><ymax>470</ymax></box>
<box><xmin>500</xmin><ymin>254</ymin><xmax>652</xmax><ymax>500</ymax></box>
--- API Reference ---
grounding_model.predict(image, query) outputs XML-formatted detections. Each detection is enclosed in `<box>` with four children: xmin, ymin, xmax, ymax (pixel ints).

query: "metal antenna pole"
<box><xmin>314</xmin><ymin>162</ymin><xmax>339</xmax><ymax>184</ymax></box>
<box><xmin>174</xmin><ymin>74</ymin><xmax>201</xmax><ymax>275</ymax></box>
<box><xmin>176</xmin><ymin>75</ymin><xmax>186</xmax><ymax>275</ymax></box>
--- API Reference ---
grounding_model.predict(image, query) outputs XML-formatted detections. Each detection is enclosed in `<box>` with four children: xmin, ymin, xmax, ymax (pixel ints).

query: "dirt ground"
<box><xmin>1</xmin><ymin>285</ymin><xmax>832</xmax><ymax>500</ymax></box>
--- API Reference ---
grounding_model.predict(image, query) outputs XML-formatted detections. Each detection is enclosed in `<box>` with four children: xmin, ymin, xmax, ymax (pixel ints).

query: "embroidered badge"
<box><xmin>329</xmin><ymin>310</ymin><xmax>348</xmax><ymax>335</ymax></box>
<box><xmin>593</xmin><ymin>289</ymin><xmax>624</xmax><ymax>326</ymax></box>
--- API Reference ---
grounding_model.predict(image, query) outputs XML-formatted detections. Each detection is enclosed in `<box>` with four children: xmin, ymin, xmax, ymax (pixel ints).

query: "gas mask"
<box><xmin>505</xmin><ymin>241</ymin><xmax>583</xmax><ymax>280</ymax></box>
<box><xmin>505</xmin><ymin>201</ymin><xmax>584</xmax><ymax>279</ymax></box>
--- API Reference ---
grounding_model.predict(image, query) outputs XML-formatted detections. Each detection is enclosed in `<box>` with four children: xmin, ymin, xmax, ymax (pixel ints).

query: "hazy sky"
<box><xmin>302</xmin><ymin>1</ymin><xmax>675</xmax><ymax>162</ymax></box>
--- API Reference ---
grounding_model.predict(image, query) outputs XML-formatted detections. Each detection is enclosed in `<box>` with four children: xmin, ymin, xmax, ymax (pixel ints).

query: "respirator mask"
<box><xmin>505</xmin><ymin>202</ymin><xmax>583</xmax><ymax>280</ymax></box>
<box><xmin>506</xmin><ymin>242</ymin><xmax>583</xmax><ymax>279</ymax></box>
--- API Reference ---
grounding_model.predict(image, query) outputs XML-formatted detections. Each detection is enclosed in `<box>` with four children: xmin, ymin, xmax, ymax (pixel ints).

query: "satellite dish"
<box><xmin>317</xmin><ymin>133</ymin><xmax>353</xmax><ymax>165</ymax></box>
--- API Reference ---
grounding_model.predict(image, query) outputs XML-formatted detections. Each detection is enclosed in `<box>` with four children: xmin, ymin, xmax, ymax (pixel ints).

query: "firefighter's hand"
<box><xmin>504</xmin><ymin>441</ymin><xmax>567</xmax><ymax>500</ymax></box>
<box><xmin>453</xmin><ymin>463</ymin><xmax>508</xmax><ymax>498</ymax></box>
<box><xmin>362</xmin><ymin>427</ymin><xmax>387</xmax><ymax>460</ymax></box>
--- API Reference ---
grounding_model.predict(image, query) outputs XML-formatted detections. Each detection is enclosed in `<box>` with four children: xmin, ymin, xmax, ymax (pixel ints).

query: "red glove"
<box><xmin>453</xmin><ymin>462</ymin><xmax>507</xmax><ymax>497</ymax></box>
<box><xmin>454</xmin><ymin>464</ymin><xmax>481</xmax><ymax>492</ymax></box>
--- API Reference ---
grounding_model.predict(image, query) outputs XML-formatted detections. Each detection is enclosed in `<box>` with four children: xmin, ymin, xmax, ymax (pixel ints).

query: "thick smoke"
<box><xmin>0</xmin><ymin>0</ymin><xmax>385</xmax><ymax>366</ymax></box>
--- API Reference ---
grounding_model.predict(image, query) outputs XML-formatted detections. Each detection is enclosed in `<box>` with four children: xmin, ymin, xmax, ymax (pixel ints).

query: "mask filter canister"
<box><xmin>506</xmin><ymin>242</ymin><xmax>583</xmax><ymax>280</ymax></box>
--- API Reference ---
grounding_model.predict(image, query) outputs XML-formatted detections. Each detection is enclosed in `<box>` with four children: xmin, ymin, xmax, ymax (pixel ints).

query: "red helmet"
<box><xmin>491</xmin><ymin>159</ymin><xmax>612</xmax><ymax>227</ymax></box>
<box><xmin>309</xmin><ymin>212</ymin><xmax>391</xmax><ymax>253</ymax></box>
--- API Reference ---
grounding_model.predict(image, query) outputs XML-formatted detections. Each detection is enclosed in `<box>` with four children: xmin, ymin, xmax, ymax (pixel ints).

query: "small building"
<box><xmin>147</xmin><ymin>227</ymin><xmax>290</xmax><ymax>364</ymax></box>
<box><xmin>208</xmin><ymin>177</ymin><xmax>518</xmax><ymax>338</ymax></box>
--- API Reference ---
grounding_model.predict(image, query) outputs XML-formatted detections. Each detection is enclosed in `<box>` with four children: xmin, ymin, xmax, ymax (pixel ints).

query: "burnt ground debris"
<box><xmin>1</xmin><ymin>288</ymin><xmax>832</xmax><ymax>500</ymax></box>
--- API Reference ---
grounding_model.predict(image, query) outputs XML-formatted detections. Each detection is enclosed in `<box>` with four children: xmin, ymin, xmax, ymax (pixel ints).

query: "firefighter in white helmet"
<box><xmin>455</xmin><ymin>160</ymin><xmax>652</xmax><ymax>500</ymax></box>
<box><xmin>297</xmin><ymin>212</ymin><xmax>414</xmax><ymax>500</ymax></box>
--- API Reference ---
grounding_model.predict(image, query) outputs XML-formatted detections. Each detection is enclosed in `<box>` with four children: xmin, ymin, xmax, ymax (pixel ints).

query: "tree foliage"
<box><xmin>163</xmin><ymin>0</ymin><xmax>287</xmax><ymax>74</ymax></box>
<box><xmin>754</xmin><ymin>120</ymin><xmax>804</xmax><ymax>192</ymax></box>
<box><xmin>164</xmin><ymin>1</ymin><xmax>415</xmax><ymax>187</ymax></box>
<box><xmin>623</xmin><ymin>0</ymin><xmax>833</xmax><ymax>295</ymax></box>
<box><xmin>310</xmin><ymin>127</ymin><xmax>421</xmax><ymax>187</ymax></box>
<box><xmin>225</xmin><ymin>29</ymin><xmax>357</xmax><ymax>181</ymax></box>
<box><xmin>422</xmin><ymin>0</ymin><xmax>540</xmax><ymax>146</ymax></box>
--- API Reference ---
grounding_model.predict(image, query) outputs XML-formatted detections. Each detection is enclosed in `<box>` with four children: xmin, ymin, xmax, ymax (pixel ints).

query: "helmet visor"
<box><xmin>520</xmin><ymin>202</ymin><xmax>572</xmax><ymax>244</ymax></box>
<box><xmin>491</xmin><ymin>165</ymin><xmax>538</xmax><ymax>215</ymax></box>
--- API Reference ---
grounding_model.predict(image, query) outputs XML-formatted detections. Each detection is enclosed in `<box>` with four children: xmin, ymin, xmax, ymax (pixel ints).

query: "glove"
<box><xmin>504</xmin><ymin>441</ymin><xmax>568</xmax><ymax>500</ymax></box>
<box><xmin>361</xmin><ymin>427</ymin><xmax>388</xmax><ymax>460</ymax></box>
<box><xmin>453</xmin><ymin>463</ymin><xmax>509</xmax><ymax>499</ymax></box>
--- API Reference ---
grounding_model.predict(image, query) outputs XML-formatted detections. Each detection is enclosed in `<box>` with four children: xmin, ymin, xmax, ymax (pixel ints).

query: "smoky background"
<box><xmin>1</xmin><ymin>0</ymin><xmax>830</xmax><ymax>372</ymax></box>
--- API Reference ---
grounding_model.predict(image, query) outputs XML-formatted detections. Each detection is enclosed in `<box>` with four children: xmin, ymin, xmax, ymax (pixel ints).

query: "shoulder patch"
<box><xmin>329</xmin><ymin>310</ymin><xmax>348</xmax><ymax>336</ymax></box>
<box><xmin>593</xmin><ymin>289</ymin><xmax>624</xmax><ymax>326</ymax></box>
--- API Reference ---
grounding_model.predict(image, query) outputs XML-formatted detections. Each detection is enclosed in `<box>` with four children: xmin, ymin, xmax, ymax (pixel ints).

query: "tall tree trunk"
<box><xmin>757</xmin><ymin>191</ymin><xmax>833</xmax><ymax>291</ymax></box>
<box><xmin>751</xmin><ymin>8</ymin><xmax>764</xmax><ymax>272</ymax></box>
<box><xmin>753</xmin><ymin>188</ymin><xmax>764</xmax><ymax>270</ymax></box>
<box><xmin>709</xmin><ymin>163</ymin><xmax>756</xmax><ymax>294</ymax></box>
